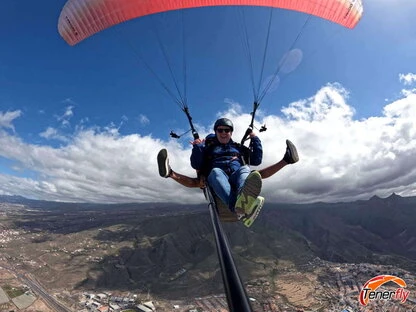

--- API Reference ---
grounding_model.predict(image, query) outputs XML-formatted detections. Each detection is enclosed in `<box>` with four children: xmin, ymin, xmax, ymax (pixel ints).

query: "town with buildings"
<box><xmin>70</xmin><ymin>259</ymin><xmax>416</xmax><ymax>312</ymax></box>
<box><xmin>1</xmin><ymin>255</ymin><xmax>414</xmax><ymax>312</ymax></box>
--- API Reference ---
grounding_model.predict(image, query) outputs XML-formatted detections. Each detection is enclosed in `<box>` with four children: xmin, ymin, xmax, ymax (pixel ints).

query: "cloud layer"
<box><xmin>0</xmin><ymin>110</ymin><xmax>21</xmax><ymax>132</ymax></box>
<box><xmin>0</xmin><ymin>77</ymin><xmax>415</xmax><ymax>204</ymax></box>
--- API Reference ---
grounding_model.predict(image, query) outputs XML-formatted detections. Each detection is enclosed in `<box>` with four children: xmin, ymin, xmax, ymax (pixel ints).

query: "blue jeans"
<box><xmin>207</xmin><ymin>165</ymin><xmax>251</xmax><ymax>211</ymax></box>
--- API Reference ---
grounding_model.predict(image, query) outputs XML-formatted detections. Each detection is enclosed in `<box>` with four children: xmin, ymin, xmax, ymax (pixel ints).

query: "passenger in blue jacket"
<box><xmin>190</xmin><ymin>118</ymin><xmax>263</xmax><ymax>212</ymax></box>
<box><xmin>157</xmin><ymin>117</ymin><xmax>299</xmax><ymax>220</ymax></box>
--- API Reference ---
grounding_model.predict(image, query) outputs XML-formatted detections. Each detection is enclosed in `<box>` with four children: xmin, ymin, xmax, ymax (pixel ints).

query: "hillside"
<box><xmin>1</xmin><ymin>193</ymin><xmax>415</xmax><ymax>301</ymax></box>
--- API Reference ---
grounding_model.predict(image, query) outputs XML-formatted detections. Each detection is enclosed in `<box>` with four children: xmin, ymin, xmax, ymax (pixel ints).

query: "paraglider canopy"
<box><xmin>58</xmin><ymin>0</ymin><xmax>363</xmax><ymax>46</ymax></box>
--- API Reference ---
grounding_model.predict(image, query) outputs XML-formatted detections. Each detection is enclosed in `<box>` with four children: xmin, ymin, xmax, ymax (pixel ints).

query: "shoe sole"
<box><xmin>234</xmin><ymin>171</ymin><xmax>262</xmax><ymax>214</ymax></box>
<box><xmin>213</xmin><ymin>193</ymin><xmax>239</xmax><ymax>222</ymax></box>
<box><xmin>242</xmin><ymin>196</ymin><xmax>265</xmax><ymax>227</ymax></box>
<box><xmin>286</xmin><ymin>139</ymin><xmax>299</xmax><ymax>163</ymax></box>
<box><xmin>157</xmin><ymin>149</ymin><xmax>169</xmax><ymax>178</ymax></box>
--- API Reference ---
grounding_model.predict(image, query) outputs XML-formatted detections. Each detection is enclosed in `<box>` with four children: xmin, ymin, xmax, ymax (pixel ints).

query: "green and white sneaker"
<box><xmin>241</xmin><ymin>196</ymin><xmax>265</xmax><ymax>227</ymax></box>
<box><xmin>234</xmin><ymin>170</ymin><xmax>262</xmax><ymax>215</ymax></box>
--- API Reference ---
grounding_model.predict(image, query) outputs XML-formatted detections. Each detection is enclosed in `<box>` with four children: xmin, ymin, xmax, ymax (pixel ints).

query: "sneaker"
<box><xmin>283</xmin><ymin>139</ymin><xmax>299</xmax><ymax>164</ymax></box>
<box><xmin>234</xmin><ymin>171</ymin><xmax>262</xmax><ymax>215</ymax></box>
<box><xmin>241</xmin><ymin>196</ymin><xmax>265</xmax><ymax>227</ymax></box>
<box><xmin>157</xmin><ymin>149</ymin><xmax>172</xmax><ymax>178</ymax></box>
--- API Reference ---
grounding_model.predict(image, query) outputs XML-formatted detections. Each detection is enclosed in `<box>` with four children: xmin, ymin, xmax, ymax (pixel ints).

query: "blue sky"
<box><xmin>0</xmin><ymin>0</ymin><xmax>416</xmax><ymax>204</ymax></box>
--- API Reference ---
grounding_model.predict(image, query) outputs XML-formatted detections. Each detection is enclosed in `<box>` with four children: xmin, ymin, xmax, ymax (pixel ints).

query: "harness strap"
<box><xmin>200</xmin><ymin>141</ymin><xmax>250</xmax><ymax>177</ymax></box>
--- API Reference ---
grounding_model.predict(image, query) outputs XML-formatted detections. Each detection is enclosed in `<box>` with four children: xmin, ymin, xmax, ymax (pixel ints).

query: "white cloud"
<box><xmin>223</xmin><ymin>98</ymin><xmax>244</xmax><ymax>115</ymax></box>
<box><xmin>0</xmin><ymin>126</ymin><xmax>197</xmax><ymax>204</ymax></box>
<box><xmin>56</xmin><ymin>105</ymin><xmax>74</xmax><ymax>127</ymax></box>
<box><xmin>399</xmin><ymin>73</ymin><xmax>416</xmax><ymax>97</ymax></box>
<box><xmin>0</xmin><ymin>82</ymin><xmax>415</xmax><ymax>205</ymax></box>
<box><xmin>138</xmin><ymin>114</ymin><xmax>150</xmax><ymax>126</ymax></box>
<box><xmin>39</xmin><ymin>127</ymin><xmax>69</xmax><ymax>142</ymax></box>
<box><xmin>262</xmin><ymin>84</ymin><xmax>416</xmax><ymax>203</ymax></box>
<box><xmin>401</xmin><ymin>88</ymin><xmax>416</xmax><ymax>97</ymax></box>
<box><xmin>281</xmin><ymin>83</ymin><xmax>354</xmax><ymax>121</ymax></box>
<box><xmin>399</xmin><ymin>73</ymin><xmax>416</xmax><ymax>86</ymax></box>
<box><xmin>0</xmin><ymin>110</ymin><xmax>21</xmax><ymax>132</ymax></box>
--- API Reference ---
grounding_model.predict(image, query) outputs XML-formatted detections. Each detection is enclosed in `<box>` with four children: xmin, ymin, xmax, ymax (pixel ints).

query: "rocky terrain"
<box><xmin>0</xmin><ymin>193</ymin><xmax>415</xmax><ymax>311</ymax></box>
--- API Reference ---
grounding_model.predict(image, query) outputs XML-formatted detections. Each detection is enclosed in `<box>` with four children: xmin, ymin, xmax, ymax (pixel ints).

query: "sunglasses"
<box><xmin>216</xmin><ymin>128</ymin><xmax>232</xmax><ymax>133</ymax></box>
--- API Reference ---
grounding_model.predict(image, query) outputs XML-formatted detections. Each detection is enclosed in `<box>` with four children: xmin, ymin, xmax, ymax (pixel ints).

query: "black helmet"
<box><xmin>214</xmin><ymin>118</ymin><xmax>233</xmax><ymax>131</ymax></box>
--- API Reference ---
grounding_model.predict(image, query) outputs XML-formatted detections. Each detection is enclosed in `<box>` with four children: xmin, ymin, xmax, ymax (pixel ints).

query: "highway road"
<box><xmin>20</xmin><ymin>273</ymin><xmax>73</xmax><ymax>312</ymax></box>
<box><xmin>1</xmin><ymin>260</ymin><xmax>73</xmax><ymax>312</ymax></box>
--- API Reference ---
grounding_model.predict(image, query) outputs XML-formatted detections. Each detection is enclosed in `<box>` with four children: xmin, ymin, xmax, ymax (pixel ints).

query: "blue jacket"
<box><xmin>191</xmin><ymin>134</ymin><xmax>262</xmax><ymax>176</ymax></box>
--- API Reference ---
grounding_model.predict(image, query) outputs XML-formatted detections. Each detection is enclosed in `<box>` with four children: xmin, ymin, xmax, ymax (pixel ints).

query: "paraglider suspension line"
<box><xmin>256</xmin><ymin>9</ymin><xmax>274</xmax><ymax>101</ymax></box>
<box><xmin>257</xmin><ymin>15</ymin><xmax>311</xmax><ymax>103</ymax></box>
<box><xmin>150</xmin><ymin>17</ymin><xmax>186</xmax><ymax>105</ymax></box>
<box><xmin>183</xmin><ymin>106</ymin><xmax>199</xmax><ymax>139</ymax></box>
<box><xmin>117</xmin><ymin>26</ymin><xmax>184</xmax><ymax>108</ymax></box>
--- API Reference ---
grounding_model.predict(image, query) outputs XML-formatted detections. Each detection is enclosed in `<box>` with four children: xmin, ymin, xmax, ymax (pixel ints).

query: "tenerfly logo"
<box><xmin>359</xmin><ymin>275</ymin><xmax>409</xmax><ymax>306</ymax></box>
